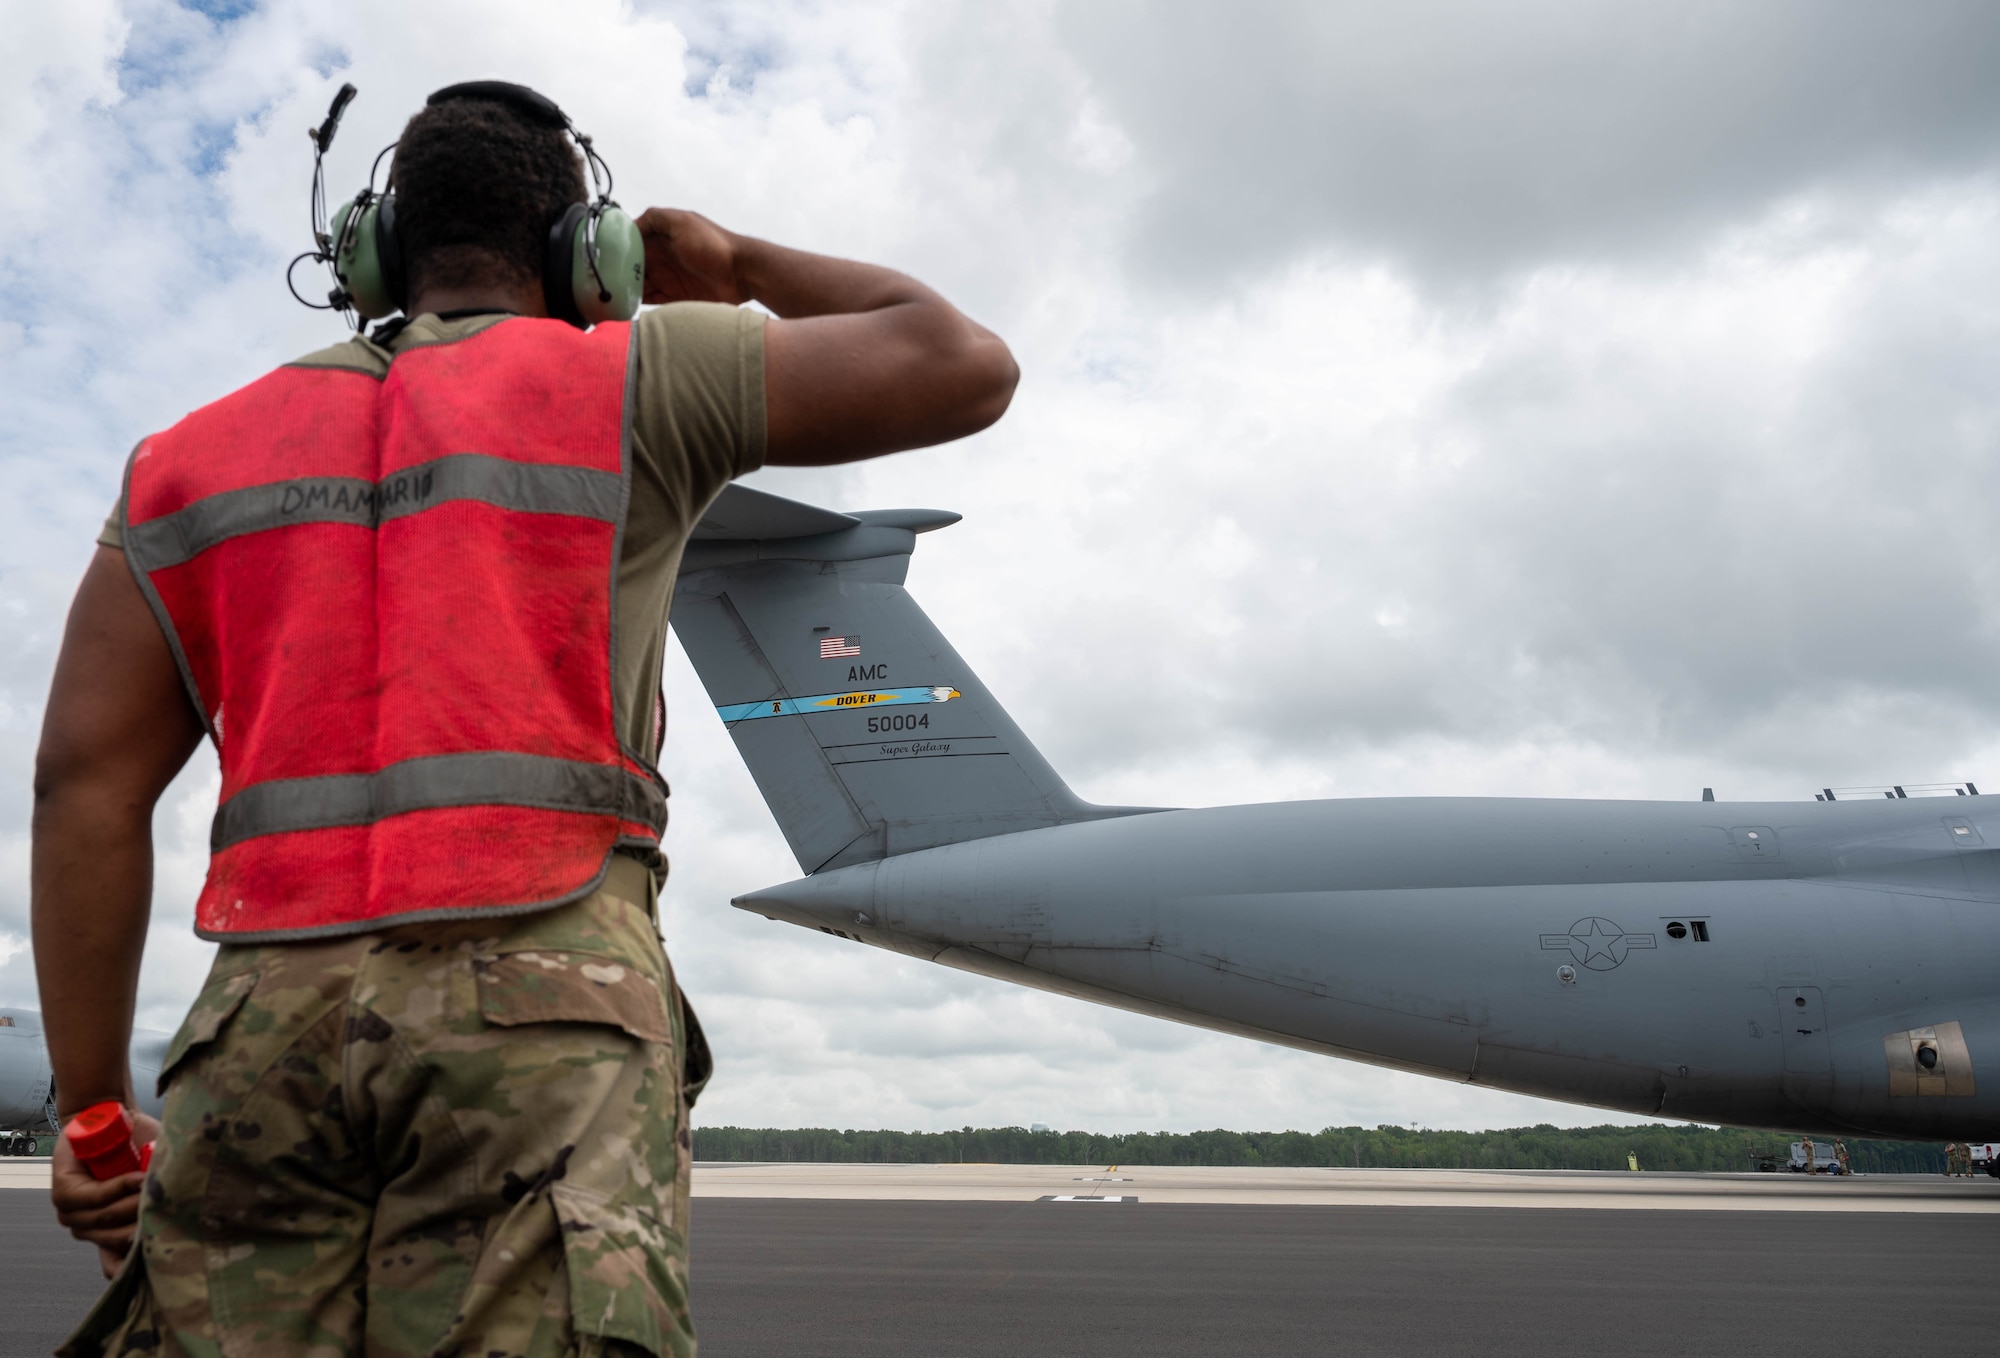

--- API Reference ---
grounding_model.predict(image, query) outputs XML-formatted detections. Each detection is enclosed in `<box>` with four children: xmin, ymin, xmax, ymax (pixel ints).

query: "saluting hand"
<box><xmin>50</xmin><ymin>1109</ymin><xmax>161</xmax><ymax>1278</ymax></box>
<box><xmin>638</xmin><ymin>208</ymin><xmax>746</xmax><ymax>306</ymax></box>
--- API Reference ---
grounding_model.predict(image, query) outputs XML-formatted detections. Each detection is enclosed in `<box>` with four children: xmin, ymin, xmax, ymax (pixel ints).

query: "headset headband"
<box><xmin>426</xmin><ymin>80</ymin><xmax>570</xmax><ymax>130</ymax></box>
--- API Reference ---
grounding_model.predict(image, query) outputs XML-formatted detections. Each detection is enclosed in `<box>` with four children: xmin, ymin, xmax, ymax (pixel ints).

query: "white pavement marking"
<box><xmin>690</xmin><ymin>1162</ymin><xmax>2000</xmax><ymax>1213</ymax></box>
<box><xmin>0</xmin><ymin>1161</ymin><xmax>50</xmax><ymax>1190</ymax></box>
<box><xmin>1042</xmin><ymin>1194</ymin><xmax>1137</xmax><ymax>1203</ymax></box>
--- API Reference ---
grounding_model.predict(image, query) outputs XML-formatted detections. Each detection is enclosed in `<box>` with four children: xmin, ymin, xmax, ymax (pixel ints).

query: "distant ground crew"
<box><xmin>1834</xmin><ymin>1140</ymin><xmax>1851</xmax><ymax>1175</ymax></box>
<box><xmin>1801</xmin><ymin>1134</ymin><xmax>1817</xmax><ymax>1175</ymax></box>
<box><xmin>32</xmin><ymin>80</ymin><xmax>1016</xmax><ymax>1357</ymax></box>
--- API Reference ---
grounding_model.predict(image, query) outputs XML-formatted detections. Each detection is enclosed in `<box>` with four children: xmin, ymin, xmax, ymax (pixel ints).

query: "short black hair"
<box><xmin>390</xmin><ymin>96</ymin><xmax>585</xmax><ymax>297</ymax></box>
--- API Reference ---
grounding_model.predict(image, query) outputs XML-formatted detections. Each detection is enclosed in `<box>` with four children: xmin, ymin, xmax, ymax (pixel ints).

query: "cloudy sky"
<box><xmin>7</xmin><ymin>0</ymin><xmax>2000</xmax><ymax>1134</ymax></box>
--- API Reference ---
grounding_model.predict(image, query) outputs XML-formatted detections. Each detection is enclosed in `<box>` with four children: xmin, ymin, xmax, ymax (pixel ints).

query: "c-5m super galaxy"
<box><xmin>674</xmin><ymin>484</ymin><xmax>1999</xmax><ymax>1144</ymax></box>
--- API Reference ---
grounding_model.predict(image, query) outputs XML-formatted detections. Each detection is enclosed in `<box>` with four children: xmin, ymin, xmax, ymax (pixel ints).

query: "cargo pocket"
<box><xmin>679</xmin><ymin>992</ymin><xmax>712</xmax><ymax>1110</ymax></box>
<box><xmin>552</xmin><ymin>1182</ymin><xmax>694</xmax><ymax>1358</ymax></box>
<box><xmin>670</xmin><ymin>991</ymin><xmax>709</xmax><ymax>1247</ymax></box>
<box><xmin>474</xmin><ymin>950</ymin><xmax>672</xmax><ymax>1044</ymax></box>
<box><xmin>57</xmin><ymin>1237</ymin><xmax>157</xmax><ymax>1358</ymax></box>
<box><xmin>156</xmin><ymin>968</ymin><xmax>259</xmax><ymax>1097</ymax></box>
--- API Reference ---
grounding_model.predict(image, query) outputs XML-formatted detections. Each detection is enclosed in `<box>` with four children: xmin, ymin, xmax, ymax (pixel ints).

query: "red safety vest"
<box><xmin>123</xmin><ymin>319</ymin><xmax>665</xmax><ymax>941</ymax></box>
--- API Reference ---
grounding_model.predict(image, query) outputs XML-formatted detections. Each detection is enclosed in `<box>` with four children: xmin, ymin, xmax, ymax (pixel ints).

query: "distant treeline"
<box><xmin>692</xmin><ymin>1123</ymin><xmax>1955</xmax><ymax>1174</ymax></box>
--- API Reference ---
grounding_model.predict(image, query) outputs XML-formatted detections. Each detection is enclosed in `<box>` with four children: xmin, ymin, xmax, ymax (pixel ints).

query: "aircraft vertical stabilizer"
<box><xmin>671</xmin><ymin>485</ymin><xmax>1158</xmax><ymax>873</ymax></box>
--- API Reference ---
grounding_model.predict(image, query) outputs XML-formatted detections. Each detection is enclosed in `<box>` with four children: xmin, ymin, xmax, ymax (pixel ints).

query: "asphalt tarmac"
<box><xmin>4</xmin><ymin>1179</ymin><xmax>1997</xmax><ymax>1356</ymax></box>
<box><xmin>689</xmin><ymin>1158</ymin><xmax>2000</xmax><ymax>1210</ymax></box>
<box><xmin>1</xmin><ymin>1190</ymin><xmax>110</xmax><ymax>1358</ymax></box>
<box><xmin>691</xmin><ymin>1199</ymin><xmax>1998</xmax><ymax>1358</ymax></box>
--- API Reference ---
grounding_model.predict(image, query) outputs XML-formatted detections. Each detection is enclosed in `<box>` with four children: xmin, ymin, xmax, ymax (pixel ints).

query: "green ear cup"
<box><xmin>330</xmin><ymin>196</ymin><xmax>400</xmax><ymax>321</ymax></box>
<box><xmin>573</xmin><ymin>206</ymin><xmax>643</xmax><ymax>325</ymax></box>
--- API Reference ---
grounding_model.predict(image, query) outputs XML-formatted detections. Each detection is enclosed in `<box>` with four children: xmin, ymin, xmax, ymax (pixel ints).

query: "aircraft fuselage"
<box><xmin>740</xmin><ymin>794</ymin><xmax>2000</xmax><ymax>1138</ymax></box>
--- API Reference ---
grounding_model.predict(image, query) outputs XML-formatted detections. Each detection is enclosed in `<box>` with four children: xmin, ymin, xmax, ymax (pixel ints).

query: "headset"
<box><xmin>290</xmin><ymin>81</ymin><xmax>644</xmax><ymax>331</ymax></box>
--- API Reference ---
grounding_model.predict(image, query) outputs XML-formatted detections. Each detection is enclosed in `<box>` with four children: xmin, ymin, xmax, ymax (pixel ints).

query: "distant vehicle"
<box><xmin>1788</xmin><ymin>1142</ymin><xmax>1848</xmax><ymax>1174</ymax></box>
<box><xmin>673</xmin><ymin>483</ymin><xmax>2000</xmax><ymax>1142</ymax></box>
<box><xmin>1970</xmin><ymin>1143</ymin><xmax>2000</xmax><ymax>1178</ymax></box>
<box><xmin>0</xmin><ymin>1008</ymin><xmax>167</xmax><ymax>1153</ymax></box>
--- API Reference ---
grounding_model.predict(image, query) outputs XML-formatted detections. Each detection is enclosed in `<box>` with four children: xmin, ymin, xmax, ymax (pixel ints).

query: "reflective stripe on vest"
<box><xmin>211</xmin><ymin>752</ymin><xmax>667</xmax><ymax>852</ymax></box>
<box><xmin>125</xmin><ymin>455</ymin><xmax>624</xmax><ymax>571</ymax></box>
<box><xmin>123</xmin><ymin>319</ymin><xmax>656</xmax><ymax>941</ymax></box>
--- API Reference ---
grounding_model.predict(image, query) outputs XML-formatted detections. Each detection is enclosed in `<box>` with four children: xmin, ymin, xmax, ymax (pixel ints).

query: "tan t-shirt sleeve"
<box><xmin>627</xmin><ymin>302</ymin><xmax>767</xmax><ymax>497</ymax></box>
<box><xmin>615</xmin><ymin>302</ymin><xmax>767</xmax><ymax>756</ymax></box>
<box><xmin>99</xmin><ymin>495</ymin><xmax>125</xmax><ymax>550</ymax></box>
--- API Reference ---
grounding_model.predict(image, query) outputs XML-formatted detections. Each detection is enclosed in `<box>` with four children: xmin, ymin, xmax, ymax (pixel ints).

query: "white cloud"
<box><xmin>4</xmin><ymin>0</ymin><xmax>1999</xmax><ymax>1135</ymax></box>
<box><xmin>1058</xmin><ymin>0</ymin><xmax>2000</xmax><ymax>290</ymax></box>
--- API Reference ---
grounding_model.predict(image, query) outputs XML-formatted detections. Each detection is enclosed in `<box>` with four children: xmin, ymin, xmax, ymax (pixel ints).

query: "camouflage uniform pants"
<box><xmin>62</xmin><ymin>857</ymin><xmax>710</xmax><ymax>1358</ymax></box>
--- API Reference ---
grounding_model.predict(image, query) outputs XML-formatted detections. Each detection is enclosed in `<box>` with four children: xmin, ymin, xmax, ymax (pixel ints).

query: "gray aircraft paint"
<box><xmin>677</xmin><ymin>485</ymin><xmax>1997</xmax><ymax>1139</ymax></box>
<box><xmin>673</xmin><ymin>485</ymin><xmax>1151</xmax><ymax>872</ymax></box>
<box><xmin>0</xmin><ymin>1009</ymin><xmax>167</xmax><ymax>1133</ymax></box>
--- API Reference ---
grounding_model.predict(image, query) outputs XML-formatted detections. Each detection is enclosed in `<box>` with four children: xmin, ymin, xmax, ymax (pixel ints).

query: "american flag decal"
<box><xmin>819</xmin><ymin>636</ymin><xmax>861</xmax><ymax>659</ymax></box>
